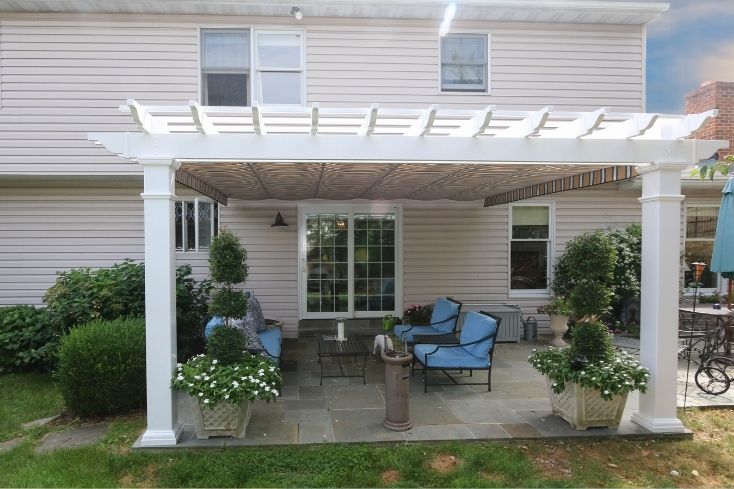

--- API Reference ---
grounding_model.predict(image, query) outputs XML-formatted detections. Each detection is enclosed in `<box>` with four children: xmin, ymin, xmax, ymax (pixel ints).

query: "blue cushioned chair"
<box><xmin>393</xmin><ymin>297</ymin><xmax>462</xmax><ymax>343</ymax></box>
<box><xmin>413</xmin><ymin>311</ymin><xmax>501</xmax><ymax>392</ymax></box>
<box><xmin>204</xmin><ymin>316</ymin><xmax>282</xmax><ymax>364</ymax></box>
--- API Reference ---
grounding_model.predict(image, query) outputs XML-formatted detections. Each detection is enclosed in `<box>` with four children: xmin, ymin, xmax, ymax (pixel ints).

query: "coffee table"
<box><xmin>317</xmin><ymin>334</ymin><xmax>369</xmax><ymax>385</ymax></box>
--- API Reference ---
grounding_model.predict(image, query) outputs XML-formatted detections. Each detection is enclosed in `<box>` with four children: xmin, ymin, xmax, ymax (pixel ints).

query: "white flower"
<box><xmin>241</xmin><ymin>376</ymin><xmax>246</xmax><ymax>381</ymax></box>
<box><xmin>224</xmin><ymin>394</ymin><xmax>229</xmax><ymax>400</ymax></box>
<box><xmin>604</xmin><ymin>390</ymin><xmax>610</xmax><ymax>395</ymax></box>
<box><xmin>212</xmin><ymin>359</ymin><xmax>218</xmax><ymax>364</ymax></box>
<box><xmin>203</xmin><ymin>375</ymin><xmax>210</xmax><ymax>381</ymax></box>
<box><xmin>234</xmin><ymin>366</ymin><xmax>239</xmax><ymax>371</ymax></box>
<box><xmin>176</xmin><ymin>375</ymin><xmax>184</xmax><ymax>381</ymax></box>
<box><xmin>232</xmin><ymin>381</ymin><xmax>239</xmax><ymax>388</ymax></box>
<box><xmin>552</xmin><ymin>382</ymin><xmax>558</xmax><ymax>387</ymax></box>
<box><xmin>264</xmin><ymin>386</ymin><xmax>270</xmax><ymax>391</ymax></box>
<box><xmin>210</xmin><ymin>366</ymin><xmax>215</xmax><ymax>371</ymax></box>
<box><xmin>269</xmin><ymin>366</ymin><xmax>275</xmax><ymax>372</ymax></box>
<box><xmin>176</xmin><ymin>363</ymin><xmax>183</xmax><ymax>368</ymax></box>
<box><xmin>198</xmin><ymin>392</ymin><xmax>203</xmax><ymax>397</ymax></box>
<box><xmin>188</xmin><ymin>383</ymin><xmax>193</xmax><ymax>387</ymax></box>
<box><xmin>259</xmin><ymin>372</ymin><xmax>265</xmax><ymax>377</ymax></box>
<box><xmin>203</xmin><ymin>399</ymin><xmax>210</xmax><ymax>404</ymax></box>
<box><xmin>253</xmin><ymin>390</ymin><xmax>259</xmax><ymax>395</ymax></box>
<box><xmin>591</xmin><ymin>377</ymin><xmax>597</xmax><ymax>381</ymax></box>
<box><xmin>194</xmin><ymin>375</ymin><xmax>201</xmax><ymax>380</ymax></box>
<box><xmin>272</xmin><ymin>390</ymin><xmax>279</xmax><ymax>396</ymax></box>
<box><xmin>258</xmin><ymin>369</ymin><xmax>264</xmax><ymax>374</ymax></box>
<box><xmin>210</xmin><ymin>382</ymin><xmax>216</xmax><ymax>388</ymax></box>
<box><xmin>580</xmin><ymin>371</ymin><xmax>586</xmax><ymax>375</ymax></box>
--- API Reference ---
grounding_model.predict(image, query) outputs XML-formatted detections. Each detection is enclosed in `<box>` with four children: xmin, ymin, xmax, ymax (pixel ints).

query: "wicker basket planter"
<box><xmin>546</xmin><ymin>377</ymin><xmax>628</xmax><ymax>430</ymax></box>
<box><xmin>191</xmin><ymin>397</ymin><xmax>252</xmax><ymax>439</ymax></box>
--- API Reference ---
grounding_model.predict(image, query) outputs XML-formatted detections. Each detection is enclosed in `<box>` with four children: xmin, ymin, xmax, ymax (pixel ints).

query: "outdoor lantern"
<box><xmin>692</xmin><ymin>261</ymin><xmax>707</xmax><ymax>283</ymax></box>
<box><xmin>270</xmin><ymin>212</ymin><xmax>288</xmax><ymax>228</ymax></box>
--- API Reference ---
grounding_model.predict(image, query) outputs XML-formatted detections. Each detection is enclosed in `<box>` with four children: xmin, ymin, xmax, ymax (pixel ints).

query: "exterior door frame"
<box><xmin>298</xmin><ymin>203</ymin><xmax>402</xmax><ymax>320</ymax></box>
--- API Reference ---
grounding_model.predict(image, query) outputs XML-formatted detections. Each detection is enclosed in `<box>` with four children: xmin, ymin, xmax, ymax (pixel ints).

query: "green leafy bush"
<box><xmin>537</xmin><ymin>296</ymin><xmax>573</xmax><ymax>316</ymax></box>
<box><xmin>208</xmin><ymin>230</ymin><xmax>249</xmax><ymax>324</ymax></box>
<box><xmin>43</xmin><ymin>260</ymin><xmax>211</xmax><ymax>362</ymax></box>
<box><xmin>57</xmin><ymin>317</ymin><xmax>146</xmax><ymax>417</ymax></box>
<box><xmin>206</xmin><ymin>326</ymin><xmax>247</xmax><ymax>365</ymax></box>
<box><xmin>569</xmin><ymin>318</ymin><xmax>614</xmax><ymax>363</ymax></box>
<box><xmin>0</xmin><ymin>306</ymin><xmax>57</xmax><ymax>373</ymax></box>
<box><xmin>553</xmin><ymin>231</ymin><xmax>617</xmax><ymax>317</ymax></box>
<box><xmin>608</xmin><ymin>224</ymin><xmax>642</xmax><ymax>311</ymax></box>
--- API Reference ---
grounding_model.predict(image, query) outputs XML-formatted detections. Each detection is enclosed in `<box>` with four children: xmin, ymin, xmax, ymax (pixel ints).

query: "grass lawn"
<box><xmin>0</xmin><ymin>373</ymin><xmax>64</xmax><ymax>442</ymax></box>
<box><xmin>1</xmin><ymin>372</ymin><xmax>733</xmax><ymax>488</ymax></box>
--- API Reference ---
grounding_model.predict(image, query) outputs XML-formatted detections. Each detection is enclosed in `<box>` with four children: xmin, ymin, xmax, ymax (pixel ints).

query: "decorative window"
<box><xmin>510</xmin><ymin>204</ymin><xmax>552</xmax><ymax>295</ymax></box>
<box><xmin>440</xmin><ymin>34</ymin><xmax>489</xmax><ymax>92</ymax></box>
<box><xmin>201</xmin><ymin>28</ymin><xmax>304</xmax><ymax>106</ymax></box>
<box><xmin>201</xmin><ymin>29</ymin><xmax>250</xmax><ymax>106</ymax></box>
<box><xmin>175</xmin><ymin>199</ymin><xmax>219</xmax><ymax>252</ymax></box>
<box><xmin>685</xmin><ymin>206</ymin><xmax>720</xmax><ymax>290</ymax></box>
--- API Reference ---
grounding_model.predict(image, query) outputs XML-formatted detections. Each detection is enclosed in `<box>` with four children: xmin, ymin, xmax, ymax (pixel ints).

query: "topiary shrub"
<box><xmin>569</xmin><ymin>318</ymin><xmax>614</xmax><ymax>363</ymax></box>
<box><xmin>0</xmin><ymin>305</ymin><xmax>58</xmax><ymax>373</ymax></box>
<box><xmin>206</xmin><ymin>326</ymin><xmax>247</xmax><ymax>365</ymax></box>
<box><xmin>553</xmin><ymin>231</ymin><xmax>617</xmax><ymax>317</ymax></box>
<box><xmin>208</xmin><ymin>229</ymin><xmax>248</xmax><ymax>325</ymax></box>
<box><xmin>57</xmin><ymin>317</ymin><xmax>146</xmax><ymax>417</ymax></box>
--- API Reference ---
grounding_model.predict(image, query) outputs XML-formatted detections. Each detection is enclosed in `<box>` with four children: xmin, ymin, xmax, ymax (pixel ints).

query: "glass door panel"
<box><xmin>354</xmin><ymin>213</ymin><xmax>395</xmax><ymax>313</ymax></box>
<box><xmin>305</xmin><ymin>213</ymin><xmax>349</xmax><ymax>314</ymax></box>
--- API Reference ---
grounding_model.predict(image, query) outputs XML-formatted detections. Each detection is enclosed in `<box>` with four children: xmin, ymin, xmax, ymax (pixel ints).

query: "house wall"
<box><xmin>685</xmin><ymin>80</ymin><xmax>734</xmax><ymax>157</ymax></box>
<box><xmin>0</xmin><ymin>13</ymin><xmax>644</xmax><ymax>176</ymax></box>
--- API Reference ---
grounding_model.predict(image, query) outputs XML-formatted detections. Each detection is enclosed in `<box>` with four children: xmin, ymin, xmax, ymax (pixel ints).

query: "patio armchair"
<box><xmin>412</xmin><ymin>311</ymin><xmax>501</xmax><ymax>392</ymax></box>
<box><xmin>393</xmin><ymin>297</ymin><xmax>462</xmax><ymax>343</ymax></box>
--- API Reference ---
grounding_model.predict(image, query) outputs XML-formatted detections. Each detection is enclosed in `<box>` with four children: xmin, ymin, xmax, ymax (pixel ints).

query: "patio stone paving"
<box><xmin>163</xmin><ymin>333</ymin><xmax>732</xmax><ymax>448</ymax></box>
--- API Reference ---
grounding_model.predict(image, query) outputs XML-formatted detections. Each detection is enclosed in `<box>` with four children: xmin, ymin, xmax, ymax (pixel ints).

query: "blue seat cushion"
<box><xmin>429</xmin><ymin>298</ymin><xmax>461</xmax><ymax>333</ymax></box>
<box><xmin>393</xmin><ymin>324</ymin><xmax>439</xmax><ymax>343</ymax></box>
<box><xmin>413</xmin><ymin>344</ymin><xmax>489</xmax><ymax>370</ymax></box>
<box><xmin>204</xmin><ymin>316</ymin><xmax>224</xmax><ymax>337</ymax></box>
<box><xmin>459</xmin><ymin>311</ymin><xmax>497</xmax><ymax>359</ymax></box>
<box><xmin>258</xmin><ymin>326</ymin><xmax>282</xmax><ymax>360</ymax></box>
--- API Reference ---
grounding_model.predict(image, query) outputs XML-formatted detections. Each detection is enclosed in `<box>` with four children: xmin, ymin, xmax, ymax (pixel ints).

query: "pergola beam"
<box><xmin>493</xmin><ymin>106</ymin><xmax>551</xmax><ymax>138</ymax></box>
<box><xmin>188</xmin><ymin>100</ymin><xmax>218</xmax><ymax>135</ymax></box>
<box><xmin>175</xmin><ymin>169</ymin><xmax>228</xmax><ymax>205</ymax></box>
<box><xmin>405</xmin><ymin>104</ymin><xmax>438</xmax><ymax>136</ymax></box>
<box><xmin>450</xmin><ymin>105</ymin><xmax>494</xmax><ymax>137</ymax></box>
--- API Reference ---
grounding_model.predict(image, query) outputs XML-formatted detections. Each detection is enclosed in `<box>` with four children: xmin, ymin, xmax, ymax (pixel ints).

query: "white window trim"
<box><xmin>297</xmin><ymin>203</ymin><xmax>403</xmax><ymax>320</ymax></box>
<box><xmin>683</xmin><ymin>204</ymin><xmax>723</xmax><ymax>295</ymax></box>
<box><xmin>508</xmin><ymin>202</ymin><xmax>555</xmax><ymax>299</ymax></box>
<box><xmin>438</xmin><ymin>32</ymin><xmax>491</xmax><ymax>94</ymax></box>
<box><xmin>198</xmin><ymin>26</ymin><xmax>307</xmax><ymax>107</ymax></box>
<box><xmin>176</xmin><ymin>198</ymin><xmax>218</xmax><ymax>254</ymax></box>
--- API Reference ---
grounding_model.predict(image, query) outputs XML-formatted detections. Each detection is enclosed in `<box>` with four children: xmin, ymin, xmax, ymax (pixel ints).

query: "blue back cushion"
<box><xmin>459</xmin><ymin>312</ymin><xmax>497</xmax><ymax>359</ymax></box>
<box><xmin>430</xmin><ymin>297</ymin><xmax>460</xmax><ymax>333</ymax></box>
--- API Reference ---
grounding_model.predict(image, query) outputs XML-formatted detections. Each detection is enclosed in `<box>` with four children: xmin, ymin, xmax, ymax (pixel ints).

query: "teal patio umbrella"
<box><xmin>710</xmin><ymin>177</ymin><xmax>734</xmax><ymax>309</ymax></box>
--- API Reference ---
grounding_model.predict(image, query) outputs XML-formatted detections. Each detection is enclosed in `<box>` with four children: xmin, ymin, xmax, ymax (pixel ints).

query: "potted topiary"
<box><xmin>171</xmin><ymin>325</ymin><xmax>281</xmax><ymax>439</ymax></box>
<box><xmin>528</xmin><ymin>317</ymin><xmax>649</xmax><ymax>430</ymax></box>
<box><xmin>538</xmin><ymin>296</ymin><xmax>573</xmax><ymax>347</ymax></box>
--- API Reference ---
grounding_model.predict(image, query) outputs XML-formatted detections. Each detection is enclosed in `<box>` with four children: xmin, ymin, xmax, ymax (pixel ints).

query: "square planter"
<box><xmin>546</xmin><ymin>377</ymin><xmax>628</xmax><ymax>430</ymax></box>
<box><xmin>191</xmin><ymin>397</ymin><xmax>252</xmax><ymax>439</ymax></box>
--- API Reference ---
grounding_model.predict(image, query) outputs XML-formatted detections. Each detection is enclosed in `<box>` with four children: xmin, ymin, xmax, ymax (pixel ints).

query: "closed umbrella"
<box><xmin>710</xmin><ymin>177</ymin><xmax>734</xmax><ymax>309</ymax></box>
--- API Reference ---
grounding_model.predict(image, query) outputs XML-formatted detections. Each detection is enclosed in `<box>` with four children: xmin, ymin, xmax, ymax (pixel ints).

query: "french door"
<box><xmin>299</xmin><ymin>205</ymin><xmax>401</xmax><ymax>319</ymax></box>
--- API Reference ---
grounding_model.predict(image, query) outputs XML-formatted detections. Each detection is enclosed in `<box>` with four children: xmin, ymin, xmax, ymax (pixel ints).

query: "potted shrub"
<box><xmin>528</xmin><ymin>317</ymin><xmax>649</xmax><ymax>430</ymax></box>
<box><xmin>538</xmin><ymin>296</ymin><xmax>573</xmax><ymax>347</ymax></box>
<box><xmin>172</xmin><ymin>326</ymin><xmax>281</xmax><ymax>439</ymax></box>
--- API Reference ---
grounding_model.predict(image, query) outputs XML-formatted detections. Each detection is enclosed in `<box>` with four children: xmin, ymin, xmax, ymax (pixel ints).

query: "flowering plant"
<box><xmin>528</xmin><ymin>347</ymin><xmax>649</xmax><ymax>401</ymax></box>
<box><xmin>528</xmin><ymin>317</ymin><xmax>649</xmax><ymax>401</ymax></box>
<box><xmin>403</xmin><ymin>303</ymin><xmax>434</xmax><ymax>325</ymax></box>
<box><xmin>171</xmin><ymin>353</ymin><xmax>281</xmax><ymax>407</ymax></box>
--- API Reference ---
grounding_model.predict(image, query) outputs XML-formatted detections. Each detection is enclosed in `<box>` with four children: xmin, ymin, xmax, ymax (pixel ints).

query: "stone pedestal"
<box><xmin>381</xmin><ymin>351</ymin><xmax>413</xmax><ymax>431</ymax></box>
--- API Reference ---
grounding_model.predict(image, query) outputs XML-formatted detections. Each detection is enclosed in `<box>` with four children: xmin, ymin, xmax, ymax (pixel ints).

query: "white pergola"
<box><xmin>90</xmin><ymin>101</ymin><xmax>725</xmax><ymax>447</ymax></box>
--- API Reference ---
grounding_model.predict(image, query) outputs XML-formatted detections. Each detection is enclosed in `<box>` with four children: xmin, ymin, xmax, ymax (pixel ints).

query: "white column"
<box><xmin>139</xmin><ymin>158</ymin><xmax>183</xmax><ymax>447</ymax></box>
<box><xmin>631</xmin><ymin>163</ymin><xmax>686</xmax><ymax>433</ymax></box>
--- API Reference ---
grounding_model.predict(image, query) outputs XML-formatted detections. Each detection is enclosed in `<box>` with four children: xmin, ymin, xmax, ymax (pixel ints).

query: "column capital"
<box><xmin>635</xmin><ymin>162</ymin><xmax>688</xmax><ymax>175</ymax></box>
<box><xmin>138</xmin><ymin>158</ymin><xmax>181</xmax><ymax>170</ymax></box>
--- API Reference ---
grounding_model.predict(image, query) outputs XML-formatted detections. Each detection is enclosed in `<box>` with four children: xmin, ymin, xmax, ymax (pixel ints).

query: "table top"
<box><xmin>318</xmin><ymin>334</ymin><xmax>369</xmax><ymax>356</ymax></box>
<box><xmin>679</xmin><ymin>306</ymin><xmax>734</xmax><ymax>318</ymax></box>
<box><xmin>412</xmin><ymin>333</ymin><xmax>459</xmax><ymax>345</ymax></box>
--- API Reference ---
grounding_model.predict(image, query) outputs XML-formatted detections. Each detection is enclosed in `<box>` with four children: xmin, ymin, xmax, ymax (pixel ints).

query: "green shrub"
<box><xmin>43</xmin><ymin>260</ymin><xmax>211</xmax><ymax>362</ymax></box>
<box><xmin>608</xmin><ymin>224</ymin><xmax>642</xmax><ymax>311</ymax></box>
<box><xmin>206</xmin><ymin>326</ymin><xmax>246</xmax><ymax>365</ymax></box>
<box><xmin>553</xmin><ymin>231</ymin><xmax>617</xmax><ymax>317</ymax></box>
<box><xmin>569</xmin><ymin>318</ymin><xmax>614</xmax><ymax>363</ymax></box>
<box><xmin>57</xmin><ymin>317</ymin><xmax>146</xmax><ymax>417</ymax></box>
<box><xmin>208</xmin><ymin>230</ymin><xmax>248</xmax><ymax>324</ymax></box>
<box><xmin>0</xmin><ymin>306</ymin><xmax>58</xmax><ymax>373</ymax></box>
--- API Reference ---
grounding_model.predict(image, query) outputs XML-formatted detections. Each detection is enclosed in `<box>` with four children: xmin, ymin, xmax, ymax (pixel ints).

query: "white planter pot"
<box><xmin>546</xmin><ymin>377</ymin><xmax>628</xmax><ymax>430</ymax></box>
<box><xmin>548</xmin><ymin>314</ymin><xmax>570</xmax><ymax>347</ymax></box>
<box><xmin>191</xmin><ymin>397</ymin><xmax>252</xmax><ymax>439</ymax></box>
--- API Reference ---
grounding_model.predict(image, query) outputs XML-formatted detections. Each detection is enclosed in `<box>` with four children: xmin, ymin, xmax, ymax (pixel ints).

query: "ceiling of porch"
<box><xmin>181</xmin><ymin>161</ymin><xmax>609</xmax><ymax>201</ymax></box>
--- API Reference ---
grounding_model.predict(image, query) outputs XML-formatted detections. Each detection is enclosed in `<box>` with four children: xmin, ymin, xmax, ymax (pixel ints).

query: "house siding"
<box><xmin>0</xmin><ymin>13</ymin><xmax>643</xmax><ymax>175</ymax></box>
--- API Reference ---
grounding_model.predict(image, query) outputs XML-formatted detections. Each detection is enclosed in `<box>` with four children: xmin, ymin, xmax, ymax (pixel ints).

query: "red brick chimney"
<box><xmin>685</xmin><ymin>80</ymin><xmax>733</xmax><ymax>158</ymax></box>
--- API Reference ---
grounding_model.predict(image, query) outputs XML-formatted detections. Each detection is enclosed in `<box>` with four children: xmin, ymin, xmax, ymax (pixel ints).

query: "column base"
<box><xmin>631</xmin><ymin>412</ymin><xmax>686</xmax><ymax>433</ymax></box>
<box><xmin>139</xmin><ymin>424</ymin><xmax>184</xmax><ymax>447</ymax></box>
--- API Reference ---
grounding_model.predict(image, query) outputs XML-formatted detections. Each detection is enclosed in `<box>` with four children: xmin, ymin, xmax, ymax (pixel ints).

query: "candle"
<box><xmin>337</xmin><ymin>321</ymin><xmax>345</xmax><ymax>341</ymax></box>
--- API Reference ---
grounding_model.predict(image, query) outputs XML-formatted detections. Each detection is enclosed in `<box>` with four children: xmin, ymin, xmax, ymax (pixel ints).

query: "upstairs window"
<box><xmin>440</xmin><ymin>34</ymin><xmax>489</xmax><ymax>92</ymax></box>
<box><xmin>255</xmin><ymin>31</ymin><xmax>304</xmax><ymax>105</ymax></box>
<box><xmin>510</xmin><ymin>204</ymin><xmax>552</xmax><ymax>295</ymax></box>
<box><xmin>201</xmin><ymin>29</ymin><xmax>250</xmax><ymax>106</ymax></box>
<box><xmin>175</xmin><ymin>199</ymin><xmax>219</xmax><ymax>252</ymax></box>
<box><xmin>201</xmin><ymin>28</ymin><xmax>304</xmax><ymax>106</ymax></box>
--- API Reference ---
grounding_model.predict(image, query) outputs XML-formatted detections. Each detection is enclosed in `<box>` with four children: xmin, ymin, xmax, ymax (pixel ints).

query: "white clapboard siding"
<box><xmin>0</xmin><ymin>13</ymin><xmax>643</xmax><ymax>174</ymax></box>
